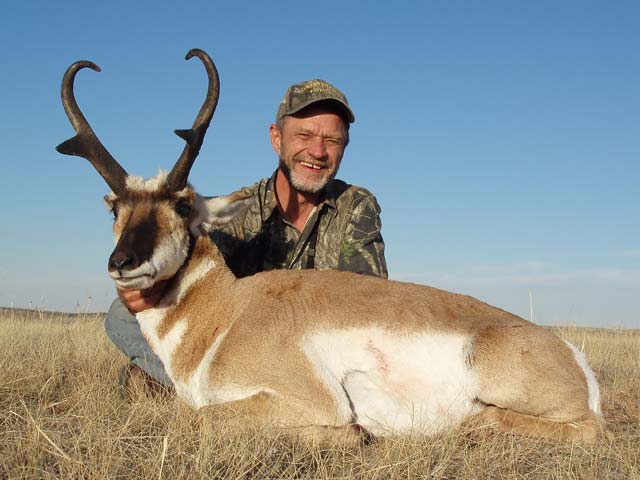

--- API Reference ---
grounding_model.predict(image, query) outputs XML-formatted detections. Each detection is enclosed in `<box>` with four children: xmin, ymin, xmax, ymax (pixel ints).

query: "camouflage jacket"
<box><xmin>209</xmin><ymin>171</ymin><xmax>388</xmax><ymax>279</ymax></box>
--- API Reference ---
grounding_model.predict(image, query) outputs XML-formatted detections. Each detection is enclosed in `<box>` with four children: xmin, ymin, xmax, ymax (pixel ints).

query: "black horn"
<box><xmin>56</xmin><ymin>60</ymin><xmax>128</xmax><ymax>195</ymax></box>
<box><xmin>166</xmin><ymin>49</ymin><xmax>220</xmax><ymax>192</ymax></box>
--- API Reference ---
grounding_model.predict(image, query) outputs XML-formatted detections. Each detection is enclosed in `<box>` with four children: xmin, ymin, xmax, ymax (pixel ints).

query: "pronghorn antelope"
<box><xmin>57</xmin><ymin>49</ymin><xmax>605</xmax><ymax>443</ymax></box>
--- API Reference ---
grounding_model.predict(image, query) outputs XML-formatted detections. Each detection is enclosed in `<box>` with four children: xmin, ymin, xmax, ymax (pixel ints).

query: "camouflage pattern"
<box><xmin>276</xmin><ymin>79</ymin><xmax>356</xmax><ymax>124</ymax></box>
<box><xmin>209</xmin><ymin>171</ymin><xmax>387</xmax><ymax>279</ymax></box>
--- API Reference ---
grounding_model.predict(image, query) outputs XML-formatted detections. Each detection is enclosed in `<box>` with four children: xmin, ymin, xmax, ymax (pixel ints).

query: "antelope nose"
<box><xmin>109</xmin><ymin>251</ymin><xmax>135</xmax><ymax>271</ymax></box>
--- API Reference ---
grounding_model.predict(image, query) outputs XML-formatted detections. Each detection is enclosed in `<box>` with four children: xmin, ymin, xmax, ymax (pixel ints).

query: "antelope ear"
<box><xmin>191</xmin><ymin>191</ymin><xmax>252</xmax><ymax>232</ymax></box>
<box><xmin>103</xmin><ymin>192</ymin><xmax>118</xmax><ymax>210</ymax></box>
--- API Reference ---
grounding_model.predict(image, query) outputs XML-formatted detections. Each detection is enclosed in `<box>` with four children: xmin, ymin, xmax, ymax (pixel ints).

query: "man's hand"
<box><xmin>117</xmin><ymin>280</ymin><xmax>169</xmax><ymax>314</ymax></box>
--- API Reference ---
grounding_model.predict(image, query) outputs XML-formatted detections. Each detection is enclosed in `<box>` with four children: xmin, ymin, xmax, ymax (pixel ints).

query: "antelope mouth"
<box><xmin>109</xmin><ymin>264</ymin><xmax>158</xmax><ymax>290</ymax></box>
<box><xmin>110</xmin><ymin>273</ymin><xmax>156</xmax><ymax>290</ymax></box>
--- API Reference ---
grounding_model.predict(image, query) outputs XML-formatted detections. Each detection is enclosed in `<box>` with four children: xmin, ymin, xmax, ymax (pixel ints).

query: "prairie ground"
<box><xmin>0</xmin><ymin>308</ymin><xmax>638</xmax><ymax>479</ymax></box>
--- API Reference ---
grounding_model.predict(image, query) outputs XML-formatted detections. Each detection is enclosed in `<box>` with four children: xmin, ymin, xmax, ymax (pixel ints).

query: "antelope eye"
<box><xmin>175</xmin><ymin>201</ymin><xmax>192</xmax><ymax>218</ymax></box>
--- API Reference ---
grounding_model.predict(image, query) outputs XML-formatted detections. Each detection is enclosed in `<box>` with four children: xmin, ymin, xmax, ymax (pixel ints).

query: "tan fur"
<box><xmin>152</xmin><ymin>236</ymin><xmax>603</xmax><ymax>441</ymax></box>
<box><xmin>465</xmin><ymin>406</ymin><xmax>605</xmax><ymax>442</ymax></box>
<box><xmin>106</xmin><ymin>182</ymin><xmax>606</xmax><ymax>443</ymax></box>
<box><xmin>198</xmin><ymin>392</ymin><xmax>368</xmax><ymax>447</ymax></box>
<box><xmin>164</xmin><ymin>247</ymin><xmax>236</xmax><ymax>380</ymax></box>
<box><xmin>472</xmin><ymin>326</ymin><xmax>591</xmax><ymax>421</ymax></box>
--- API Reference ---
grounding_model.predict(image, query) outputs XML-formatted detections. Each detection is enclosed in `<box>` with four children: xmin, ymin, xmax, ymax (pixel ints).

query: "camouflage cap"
<box><xmin>276</xmin><ymin>79</ymin><xmax>355</xmax><ymax>124</ymax></box>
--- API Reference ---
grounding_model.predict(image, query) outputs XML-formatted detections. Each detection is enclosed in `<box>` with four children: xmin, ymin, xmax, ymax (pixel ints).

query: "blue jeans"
<box><xmin>104</xmin><ymin>299</ymin><xmax>173</xmax><ymax>386</ymax></box>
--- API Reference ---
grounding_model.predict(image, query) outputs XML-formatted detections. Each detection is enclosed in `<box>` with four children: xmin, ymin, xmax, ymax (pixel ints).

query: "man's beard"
<box><xmin>279</xmin><ymin>154</ymin><xmax>339</xmax><ymax>194</ymax></box>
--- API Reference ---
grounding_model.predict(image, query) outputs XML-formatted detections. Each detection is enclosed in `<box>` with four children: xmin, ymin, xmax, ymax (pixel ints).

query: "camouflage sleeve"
<box><xmin>337</xmin><ymin>192</ymin><xmax>388</xmax><ymax>279</ymax></box>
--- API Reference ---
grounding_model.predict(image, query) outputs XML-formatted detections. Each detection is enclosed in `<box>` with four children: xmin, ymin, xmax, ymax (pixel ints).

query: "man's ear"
<box><xmin>190</xmin><ymin>191</ymin><xmax>252</xmax><ymax>233</ymax></box>
<box><xmin>269</xmin><ymin>123</ymin><xmax>282</xmax><ymax>156</ymax></box>
<box><xmin>103</xmin><ymin>192</ymin><xmax>117</xmax><ymax>210</ymax></box>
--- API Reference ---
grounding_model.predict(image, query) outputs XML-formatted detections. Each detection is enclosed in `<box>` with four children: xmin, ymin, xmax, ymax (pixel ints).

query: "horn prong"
<box><xmin>56</xmin><ymin>60</ymin><xmax>128</xmax><ymax>194</ymax></box>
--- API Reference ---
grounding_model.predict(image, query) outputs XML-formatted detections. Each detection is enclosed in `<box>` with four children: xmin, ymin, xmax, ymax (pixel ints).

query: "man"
<box><xmin>105</xmin><ymin>79</ymin><xmax>388</xmax><ymax>392</ymax></box>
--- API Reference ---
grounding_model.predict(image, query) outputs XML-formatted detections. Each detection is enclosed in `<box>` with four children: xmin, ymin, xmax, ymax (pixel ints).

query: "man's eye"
<box><xmin>110</xmin><ymin>207</ymin><xmax>118</xmax><ymax>219</ymax></box>
<box><xmin>175</xmin><ymin>201</ymin><xmax>192</xmax><ymax>218</ymax></box>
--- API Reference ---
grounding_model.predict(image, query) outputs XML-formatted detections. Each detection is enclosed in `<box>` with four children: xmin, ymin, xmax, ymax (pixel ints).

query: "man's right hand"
<box><xmin>117</xmin><ymin>280</ymin><xmax>168</xmax><ymax>314</ymax></box>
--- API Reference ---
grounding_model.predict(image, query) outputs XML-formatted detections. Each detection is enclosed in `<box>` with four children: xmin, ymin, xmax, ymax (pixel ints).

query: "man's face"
<box><xmin>270</xmin><ymin>105</ymin><xmax>348</xmax><ymax>194</ymax></box>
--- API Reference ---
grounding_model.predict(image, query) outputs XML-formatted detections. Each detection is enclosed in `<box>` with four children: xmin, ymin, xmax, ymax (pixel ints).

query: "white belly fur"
<box><xmin>302</xmin><ymin>328</ymin><xmax>481</xmax><ymax>436</ymax></box>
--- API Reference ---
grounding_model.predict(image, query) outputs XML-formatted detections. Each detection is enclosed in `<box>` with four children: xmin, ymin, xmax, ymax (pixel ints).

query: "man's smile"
<box><xmin>299</xmin><ymin>160</ymin><xmax>327</xmax><ymax>171</ymax></box>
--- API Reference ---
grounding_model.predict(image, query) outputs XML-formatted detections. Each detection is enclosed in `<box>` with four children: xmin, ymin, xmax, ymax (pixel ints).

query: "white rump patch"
<box><xmin>302</xmin><ymin>328</ymin><xmax>480</xmax><ymax>436</ymax></box>
<box><xmin>564</xmin><ymin>341</ymin><xmax>602</xmax><ymax>416</ymax></box>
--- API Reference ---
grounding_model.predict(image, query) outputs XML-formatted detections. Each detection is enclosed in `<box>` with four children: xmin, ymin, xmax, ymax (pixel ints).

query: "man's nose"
<box><xmin>306</xmin><ymin>137</ymin><xmax>327</xmax><ymax>158</ymax></box>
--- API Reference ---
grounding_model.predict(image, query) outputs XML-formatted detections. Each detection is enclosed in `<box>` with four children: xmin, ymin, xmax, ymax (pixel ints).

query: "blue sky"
<box><xmin>1</xmin><ymin>1</ymin><xmax>638</xmax><ymax>328</ymax></box>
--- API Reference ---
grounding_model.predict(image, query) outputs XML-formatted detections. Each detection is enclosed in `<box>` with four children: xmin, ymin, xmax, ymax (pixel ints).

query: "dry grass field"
<box><xmin>1</xmin><ymin>307</ymin><xmax>638</xmax><ymax>479</ymax></box>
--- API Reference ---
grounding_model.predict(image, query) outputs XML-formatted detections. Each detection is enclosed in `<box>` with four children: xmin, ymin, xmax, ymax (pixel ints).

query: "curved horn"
<box><xmin>55</xmin><ymin>61</ymin><xmax>128</xmax><ymax>194</ymax></box>
<box><xmin>166</xmin><ymin>49</ymin><xmax>220</xmax><ymax>191</ymax></box>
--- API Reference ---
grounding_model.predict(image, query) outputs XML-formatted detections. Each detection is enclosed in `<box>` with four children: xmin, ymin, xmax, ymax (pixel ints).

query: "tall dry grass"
<box><xmin>1</xmin><ymin>308</ymin><xmax>638</xmax><ymax>479</ymax></box>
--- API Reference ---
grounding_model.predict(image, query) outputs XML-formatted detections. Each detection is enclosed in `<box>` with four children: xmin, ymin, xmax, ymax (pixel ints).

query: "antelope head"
<box><xmin>56</xmin><ymin>49</ymin><xmax>243</xmax><ymax>290</ymax></box>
